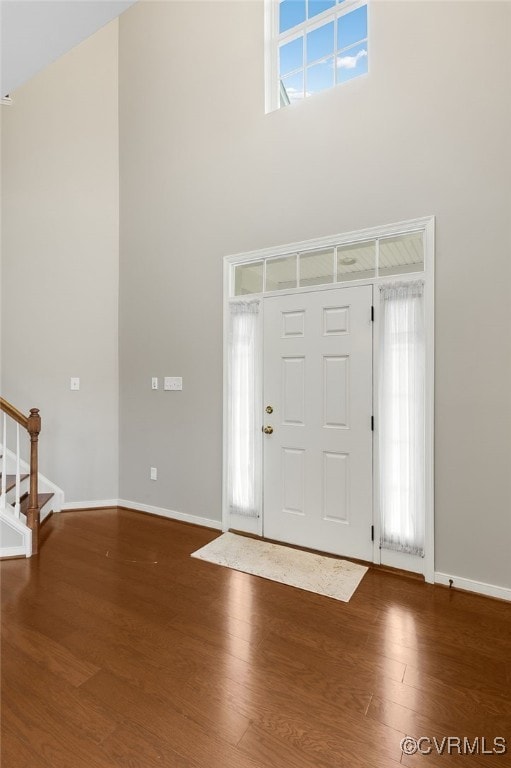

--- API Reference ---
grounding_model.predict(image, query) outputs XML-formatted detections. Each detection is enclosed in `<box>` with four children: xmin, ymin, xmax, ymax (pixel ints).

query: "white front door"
<box><xmin>263</xmin><ymin>285</ymin><xmax>373</xmax><ymax>560</ymax></box>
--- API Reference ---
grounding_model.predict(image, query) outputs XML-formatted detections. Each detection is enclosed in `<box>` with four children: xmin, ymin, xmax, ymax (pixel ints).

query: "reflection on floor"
<box><xmin>1</xmin><ymin>508</ymin><xmax>510</xmax><ymax>768</ymax></box>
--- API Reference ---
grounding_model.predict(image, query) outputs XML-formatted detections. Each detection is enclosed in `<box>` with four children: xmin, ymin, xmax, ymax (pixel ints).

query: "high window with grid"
<box><xmin>266</xmin><ymin>0</ymin><xmax>368</xmax><ymax>111</ymax></box>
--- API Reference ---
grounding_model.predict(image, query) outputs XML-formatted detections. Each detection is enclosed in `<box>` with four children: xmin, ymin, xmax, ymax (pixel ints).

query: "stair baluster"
<box><xmin>1</xmin><ymin>414</ymin><xmax>6</xmax><ymax>509</ymax></box>
<box><xmin>14</xmin><ymin>423</ymin><xmax>21</xmax><ymax>518</ymax></box>
<box><xmin>27</xmin><ymin>409</ymin><xmax>41</xmax><ymax>555</ymax></box>
<box><xmin>0</xmin><ymin>398</ymin><xmax>41</xmax><ymax>555</ymax></box>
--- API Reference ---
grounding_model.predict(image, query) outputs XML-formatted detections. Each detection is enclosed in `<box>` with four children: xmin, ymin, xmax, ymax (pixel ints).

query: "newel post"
<box><xmin>27</xmin><ymin>408</ymin><xmax>41</xmax><ymax>555</ymax></box>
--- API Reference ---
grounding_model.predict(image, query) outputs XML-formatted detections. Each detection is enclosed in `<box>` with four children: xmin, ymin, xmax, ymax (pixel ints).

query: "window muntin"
<box><xmin>232</xmin><ymin>232</ymin><xmax>425</xmax><ymax>297</ymax></box>
<box><xmin>272</xmin><ymin>0</ymin><xmax>368</xmax><ymax>109</ymax></box>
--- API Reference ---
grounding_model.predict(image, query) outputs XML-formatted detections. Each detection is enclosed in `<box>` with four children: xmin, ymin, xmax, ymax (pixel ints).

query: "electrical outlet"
<box><xmin>151</xmin><ymin>377</ymin><xmax>159</xmax><ymax>390</ymax></box>
<box><xmin>150</xmin><ymin>467</ymin><xmax>157</xmax><ymax>481</ymax></box>
<box><xmin>70</xmin><ymin>377</ymin><xmax>80</xmax><ymax>391</ymax></box>
<box><xmin>164</xmin><ymin>377</ymin><xmax>183</xmax><ymax>391</ymax></box>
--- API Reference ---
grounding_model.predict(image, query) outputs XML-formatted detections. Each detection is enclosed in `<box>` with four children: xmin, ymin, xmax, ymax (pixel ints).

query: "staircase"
<box><xmin>0</xmin><ymin>398</ymin><xmax>64</xmax><ymax>558</ymax></box>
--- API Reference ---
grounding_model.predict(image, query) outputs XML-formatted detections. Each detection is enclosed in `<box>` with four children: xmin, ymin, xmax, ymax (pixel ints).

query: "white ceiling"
<box><xmin>1</xmin><ymin>0</ymin><xmax>138</xmax><ymax>97</ymax></box>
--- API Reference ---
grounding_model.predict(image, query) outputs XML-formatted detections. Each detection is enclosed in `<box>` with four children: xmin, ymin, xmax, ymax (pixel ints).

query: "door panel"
<box><xmin>323</xmin><ymin>355</ymin><xmax>349</xmax><ymax>427</ymax></box>
<box><xmin>263</xmin><ymin>285</ymin><xmax>373</xmax><ymax>560</ymax></box>
<box><xmin>282</xmin><ymin>357</ymin><xmax>305</xmax><ymax>425</ymax></box>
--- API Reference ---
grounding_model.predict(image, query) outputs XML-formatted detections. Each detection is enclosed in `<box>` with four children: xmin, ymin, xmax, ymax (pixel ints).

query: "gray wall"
<box><xmin>1</xmin><ymin>22</ymin><xmax>119</xmax><ymax>502</ymax></box>
<box><xmin>119</xmin><ymin>1</ymin><xmax>511</xmax><ymax>588</ymax></box>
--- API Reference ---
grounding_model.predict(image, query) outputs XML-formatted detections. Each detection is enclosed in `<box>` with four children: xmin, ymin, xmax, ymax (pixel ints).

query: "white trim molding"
<box><xmin>435</xmin><ymin>572</ymin><xmax>511</xmax><ymax>603</ymax></box>
<box><xmin>117</xmin><ymin>499</ymin><xmax>222</xmax><ymax>530</ymax></box>
<box><xmin>62</xmin><ymin>499</ymin><xmax>119</xmax><ymax>511</ymax></box>
<box><xmin>0</xmin><ymin>508</ymin><xmax>32</xmax><ymax>558</ymax></box>
<box><xmin>224</xmin><ymin>216</ymin><xmax>434</xmax><ymax>268</ymax></box>
<box><xmin>0</xmin><ymin>545</ymin><xmax>28</xmax><ymax>558</ymax></box>
<box><xmin>62</xmin><ymin>498</ymin><xmax>222</xmax><ymax>530</ymax></box>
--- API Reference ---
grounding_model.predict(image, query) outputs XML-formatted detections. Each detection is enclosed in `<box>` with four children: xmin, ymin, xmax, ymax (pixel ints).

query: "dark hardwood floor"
<box><xmin>1</xmin><ymin>508</ymin><xmax>510</xmax><ymax>767</ymax></box>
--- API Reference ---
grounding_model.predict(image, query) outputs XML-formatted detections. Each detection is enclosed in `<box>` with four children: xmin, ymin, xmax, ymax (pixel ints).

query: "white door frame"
<box><xmin>222</xmin><ymin>216</ymin><xmax>435</xmax><ymax>582</ymax></box>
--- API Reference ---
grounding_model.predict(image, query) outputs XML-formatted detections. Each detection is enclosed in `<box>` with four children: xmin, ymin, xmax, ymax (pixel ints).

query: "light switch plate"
<box><xmin>164</xmin><ymin>377</ymin><xmax>183</xmax><ymax>391</ymax></box>
<box><xmin>70</xmin><ymin>377</ymin><xmax>80</xmax><ymax>391</ymax></box>
<box><xmin>151</xmin><ymin>377</ymin><xmax>159</xmax><ymax>390</ymax></box>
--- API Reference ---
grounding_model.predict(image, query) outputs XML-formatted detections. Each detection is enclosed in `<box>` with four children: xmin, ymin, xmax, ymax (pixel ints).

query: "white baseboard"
<box><xmin>62</xmin><ymin>499</ymin><xmax>119</xmax><ymax>511</ymax></box>
<box><xmin>62</xmin><ymin>498</ymin><xmax>222</xmax><ymax>530</ymax></box>
<box><xmin>117</xmin><ymin>499</ymin><xmax>222</xmax><ymax>530</ymax></box>
<box><xmin>0</xmin><ymin>545</ymin><xmax>29</xmax><ymax>558</ymax></box>
<box><xmin>435</xmin><ymin>572</ymin><xmax>511</xmax><ymax>603</ymax></box>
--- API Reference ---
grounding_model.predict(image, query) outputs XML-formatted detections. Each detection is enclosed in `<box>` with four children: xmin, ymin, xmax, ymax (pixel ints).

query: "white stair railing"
<box><xmin>0</xmin><ymin>398</ymin><xmax>41</xmax><ymax>554</ymax></box>
<box><xmin>1</xmin><ymin>412</ymin><xmax>23</xmax><ymax>517</ymax></box>
<box><xmin>0</xmin><ymin>413</ymin><xmax>6</xmax><ymax>509</ymax></box>
<box><xmin>15</xmin><ymin>422</ymin><xmax>21</xmax><ymax>518</ymax></box>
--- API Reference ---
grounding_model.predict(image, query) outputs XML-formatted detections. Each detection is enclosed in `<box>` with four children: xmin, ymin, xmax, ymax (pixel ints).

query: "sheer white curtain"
<box><xmin>379</xmin><ymin>281</ymin><xmax>425</xmax><ymax>556</ymax></box>
<box><xmin>228</xmin><ymin>300</ymin><xmax>261</xmax><ymax>517</ymax></box>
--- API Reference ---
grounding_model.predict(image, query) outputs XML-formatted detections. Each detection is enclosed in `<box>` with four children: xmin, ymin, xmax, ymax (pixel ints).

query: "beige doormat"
<box><xmin>191</xmin><ymin>532</ymin><xmax>368</xmax><ymax>602</ymax></box>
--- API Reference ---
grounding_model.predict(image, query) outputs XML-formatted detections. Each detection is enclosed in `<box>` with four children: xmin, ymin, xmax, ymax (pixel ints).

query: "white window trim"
<box><xmin>222</xmin><ymin>216</ymin><xmax>435</xmax><ymax>582</ymax></box>
<box><xmin>265</xmin><ymin>0</ymin><xmax>368</xmax><ymax>113</ymax></box>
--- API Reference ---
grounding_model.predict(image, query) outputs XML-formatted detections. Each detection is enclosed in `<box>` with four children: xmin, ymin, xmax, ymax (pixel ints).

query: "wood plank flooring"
<box><xmin>1</xmin><ymin>508</ymin><xmax>510</xmax><ymax>767</ymax></box>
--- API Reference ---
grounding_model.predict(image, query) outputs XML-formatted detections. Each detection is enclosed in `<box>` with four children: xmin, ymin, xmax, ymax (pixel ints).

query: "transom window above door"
<box><xmin>232</xmin><ymin>231</ymin><xmax>424</xmax><ymax>297</ymax></box>
<box><xmin>266</xmin><ymin>0</ymin><xmax>368</xmax><ymax>111</ymax></box>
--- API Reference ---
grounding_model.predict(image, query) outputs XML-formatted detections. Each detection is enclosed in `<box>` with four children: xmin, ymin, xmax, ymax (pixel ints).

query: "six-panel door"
<box><xmin>263</xmin><ymin>285</ymin><xmax>373</xmax><ymax>560</ymax></box>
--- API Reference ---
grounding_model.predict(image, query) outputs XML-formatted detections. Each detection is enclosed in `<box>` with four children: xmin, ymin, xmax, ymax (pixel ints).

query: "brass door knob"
<box><xmin>263</xmin><ymin>425</ymin><xmax>274</xmax><ymax>435</ymax></box>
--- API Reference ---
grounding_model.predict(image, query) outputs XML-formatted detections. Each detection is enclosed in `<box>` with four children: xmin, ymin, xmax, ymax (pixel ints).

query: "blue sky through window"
<box><xmin>280</xmin><ymin>36</ymin><xmax>304</xmax><ymax>76</ymax></box>
<box><xmin>282</xmin><ymin>70</ymin><xmax>305</xmax><ymax>101</ymax></box>
<box><xmin>336</xmin><ymin>40</ymin><xmax>368</xmax><ymax>82</ymax></box>
<box><xmin>306</xmin><ymin>21</ymin><xmax>334</xmax><ymax>64</ymax></box>
<box><xmin>307</xmin><ymin>58</ymin><xmax>334</xmax><ymax>93</ymax></box>
<box><xmin>277</xmin><ymin>1</ymin><xmax>368</xmax><ymax>108</ymax></box>
<box><xmin>279</xmin><ymin>0</ymin><xmax>306</xmax><ymax>33</ymax></box>
<box><xmin>308</xmin><ymin>0</ymin><xmax>335</xmax><ymax>20</ymax></box>
<box><xmin>338</xmin><ymin>5</ymin><xmax>367</xmax><ymax>50</ymax></box>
